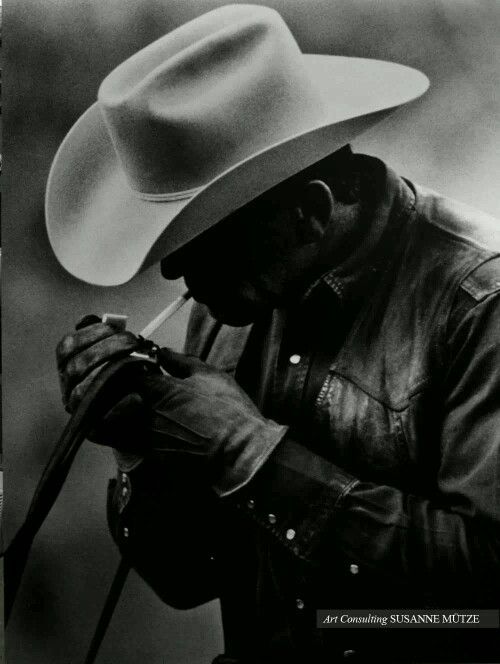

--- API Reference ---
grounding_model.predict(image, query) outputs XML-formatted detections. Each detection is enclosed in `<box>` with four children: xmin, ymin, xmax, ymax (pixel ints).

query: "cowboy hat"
<box><xmin>45</xmin><ymin>4</ymin><xmax>429</xmax><ymax>286</ymax></box>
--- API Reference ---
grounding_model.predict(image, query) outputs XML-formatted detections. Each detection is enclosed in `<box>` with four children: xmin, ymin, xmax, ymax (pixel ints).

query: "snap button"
<box><xmin>286</xmin><ymin>528</ymin><xmax>296</xmax><ymax>540</ymax></box>
<box><xmin>117</xmin><ymin>474</ymin><xmax>131</xmax><ymax>515</ymax></box>
<box><xmin>247</xmin><ymin>499</ymin><xmax>255</xmax><ymax>509</ymax></box>
<box><xmin>123</xmin><ymin>527</ymin><xmax>129</xmax><ymax>538</ymax></box>
<box><xmin>267</xmin><ymin>513</ymin><xmax>277</xmax><ymax>525</ymax></box>
<box><xmin>289</xmin><ymin>354</ymin><xmax>301</xmax><ymax>365</ymax></box>
<box><xmin>349</xmin><ymin>564</ymin><xmax>359</xmax><ymax>575</ymax></box>
<box><xmin>296</xmin><ymin>598</ymin><xmax>304</xmax><ymax>610</ymax></box>
<box><xmin>343</xmin><ymin>650</ymin><xmax>356</xmax><ymax>658</ymax></box>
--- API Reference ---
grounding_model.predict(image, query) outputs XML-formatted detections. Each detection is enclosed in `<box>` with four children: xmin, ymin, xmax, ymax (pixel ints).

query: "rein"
<box><xmin>3</xmin><ymin>356</ymin><xmax>154</xmax><ymax>621</ymax></box>
<box><xmin>3</xmin><ymin>291</ymin><xmax>191</xmax><ymax>662</ymax></box>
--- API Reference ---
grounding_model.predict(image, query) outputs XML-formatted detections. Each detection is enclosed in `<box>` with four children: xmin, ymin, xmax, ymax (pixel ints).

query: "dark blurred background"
<box><xmin>3</xmin><ymin>1</ymin><xmax>500</xmax><ymax>662</ymax></box>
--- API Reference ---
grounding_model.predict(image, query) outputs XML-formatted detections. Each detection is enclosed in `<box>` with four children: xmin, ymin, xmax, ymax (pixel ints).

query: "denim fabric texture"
<box><xmin>108</xmin><ymin>154</ymin><xmax>500</xmax><ymax>663</ymax></box>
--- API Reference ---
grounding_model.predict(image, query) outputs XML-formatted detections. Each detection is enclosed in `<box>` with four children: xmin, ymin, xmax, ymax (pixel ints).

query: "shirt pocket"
<box><xmin>313</xmin><ymin>372</ymin><xmax>413</xmax><ymax>486</ymax></box>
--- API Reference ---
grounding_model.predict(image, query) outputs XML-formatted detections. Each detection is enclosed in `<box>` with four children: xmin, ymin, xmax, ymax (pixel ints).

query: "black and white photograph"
<box><xmin>3</xmin><ymin>2</ymin><xmax>500</xmax><ymax>663</ymax></box>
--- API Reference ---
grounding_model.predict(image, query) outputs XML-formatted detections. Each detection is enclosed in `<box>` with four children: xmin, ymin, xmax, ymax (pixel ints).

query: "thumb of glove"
<box><xmin>87</xmin><ymin>392</ymin><xmax>148</xmax><ymax>452</ymax></box>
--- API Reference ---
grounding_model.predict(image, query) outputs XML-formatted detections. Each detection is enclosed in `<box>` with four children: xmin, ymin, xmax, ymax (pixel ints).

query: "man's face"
<box><xmin>161</xmin><ymin>186</ymin><xmax>319</xmax><ymax>326</ymax></box>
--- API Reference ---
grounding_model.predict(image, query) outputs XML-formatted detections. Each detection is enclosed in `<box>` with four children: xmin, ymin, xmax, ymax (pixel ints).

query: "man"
<box><xmin>50</xmin><ymin>5</ymin><xmax>500</xmax><ymax>663</ymax></box>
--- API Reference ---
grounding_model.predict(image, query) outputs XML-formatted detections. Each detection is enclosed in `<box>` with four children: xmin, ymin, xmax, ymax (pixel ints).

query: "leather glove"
<box><xmin>56</xmin><ymin>315</ymin><xmax>152</xmax><ymax>453</ymax></box>
<box><xmin>143</xmin><ymin>347</ymin><xmax>289</xmax><ymax>496</ymax></box>
<box><xmin>56</xmin><ymin>318</ymin><xmax>288</xmax><ymax>492</ymax></box>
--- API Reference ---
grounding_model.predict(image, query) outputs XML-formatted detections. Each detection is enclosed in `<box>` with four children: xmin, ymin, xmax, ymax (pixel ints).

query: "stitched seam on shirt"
<box><xmin>333</xmin><ymin>477</ymin><xmax>360</xmax><ymax>510</ymax></box>
<box><xmin>461</xmin><ymin>280</ymin><xmax>500</xmax><ymax>301</ymax></box>
<box><xmin>326</xmin><ymin>370</ymin><xmax>420</xmax><ymax>412</ymax></box>
<box><xmin>460</xmin><ymin>257</ymin><xmax>500</xmax><ymax>301</ymax></box>
<box><xmin>439</xmin><ymin>255</ymin><xmax>500</xmax><ymax>369</ymax></box>
<box><xmin>314</xmin><ymin>375</ymin><xmax>331</xmax><ymax>411</ymax></box>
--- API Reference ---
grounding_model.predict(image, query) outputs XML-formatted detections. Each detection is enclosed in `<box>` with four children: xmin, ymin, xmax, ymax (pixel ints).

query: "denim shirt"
<box><xmin>108</xmin><ymin>154</ymin><xmax>500</xmax><ymax>663</ymax></box>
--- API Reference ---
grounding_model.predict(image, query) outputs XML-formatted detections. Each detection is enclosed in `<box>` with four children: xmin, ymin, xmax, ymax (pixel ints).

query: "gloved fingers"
<box><xmin>150</xmin><ymin>426</ymin><xmax>210</xmax><ymax>457</ymax></box>
<box><xmin>140</xmin><ymin>372</ymin><xmax>187</xmax><ymax>405</ymax></box>
<box><xmin>56</xmin><ymin>321</ymin><xmax>131</xmax><ymax>370</ymax></box>
<box><xmin>86</xmin><ymin>393</ymin><xmax>148</xmax><ymax>450</ymax></box>
<box><xmin>60</xmin><ymin>331</ymin><xmax>140</xmax><ymax>405</ymax></box>
<box><xmin>151</xmin><ymin>442</ymin><xmax>209</xmax><ymax>459</ymax></box>
<box><xmin>156</xmin><ymin>346</ymin><xmax>209</xmax><ymax>378</ymax></box>
<box><xmin>75</xmin><ymin>314</ymin><xmax>102</xmax><ymax>330</ymax></box>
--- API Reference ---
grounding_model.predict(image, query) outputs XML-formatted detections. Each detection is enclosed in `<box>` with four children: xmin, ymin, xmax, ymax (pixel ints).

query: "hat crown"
<box><xmin>98</xmin><ymin>4</ymin><xmax>325</xmax><ymax>197</ymax></box>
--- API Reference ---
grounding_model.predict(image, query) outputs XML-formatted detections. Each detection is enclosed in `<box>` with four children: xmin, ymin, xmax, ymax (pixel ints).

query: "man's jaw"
<box><xmin>204</xmin><ymin>295</ymin><xmax>270</xmax><ymax>327</ymax></box>
<box><xmin>194</xmin><ymin>287</ymin><xmax>281</xmax><ymax>326</ymax></box>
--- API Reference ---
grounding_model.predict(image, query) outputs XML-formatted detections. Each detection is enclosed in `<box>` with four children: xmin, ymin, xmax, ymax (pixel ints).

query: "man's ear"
<box><xmin>296</xmin><ymin>179</ymin><xmax>334</xmax><ymax>242</ymax></box>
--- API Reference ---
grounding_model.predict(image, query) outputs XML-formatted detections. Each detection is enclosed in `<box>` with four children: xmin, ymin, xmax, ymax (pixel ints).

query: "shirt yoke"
<box><xmin>460</xmin><ymin>256</ymin><xmax>500</xmax><ymax>302</ymax></box>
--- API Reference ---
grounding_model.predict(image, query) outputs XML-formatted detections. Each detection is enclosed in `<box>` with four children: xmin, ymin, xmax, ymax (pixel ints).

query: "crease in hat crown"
<box><xmin>97</xmin><ymin>4</ymin><xmax>327</xmax><ymax>201</ymax></box>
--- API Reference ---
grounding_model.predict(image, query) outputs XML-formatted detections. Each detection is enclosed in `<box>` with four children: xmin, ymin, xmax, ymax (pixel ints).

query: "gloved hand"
<box><xmin>56</xmin><ymin>315</ymin><xmax>152</xmax><ymax>453</ymax></box>
<box><xmin>143</xmin><ymin>347</ymin><xmax>289</xmax><ymax>496</ymax></box>
<box><xmin>56</xmin><ymin>317</ymin><xmax>288</xmax><ymax>493</ymax></box>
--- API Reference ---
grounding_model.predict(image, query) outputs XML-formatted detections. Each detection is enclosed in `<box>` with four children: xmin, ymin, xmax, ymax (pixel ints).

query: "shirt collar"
<box><xmin>303</xmin><ymin>153</ymin><xmax>416</xmax><ymax>307</ymax></box>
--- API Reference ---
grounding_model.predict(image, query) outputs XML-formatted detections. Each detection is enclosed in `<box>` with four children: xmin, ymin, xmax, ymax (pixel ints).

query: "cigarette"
<box><xmin>139</xmin><ymin>290</ymin><xmax>191</xmax><ymax>338</ymax></box>
<box><xmin>102</xmin><ymin>290</ymin><xmax>191</xmax><ymax>340</ymax></box>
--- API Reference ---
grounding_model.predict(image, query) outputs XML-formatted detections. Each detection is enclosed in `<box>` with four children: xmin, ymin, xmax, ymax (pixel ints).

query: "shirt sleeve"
<box><xmin>107</xmin><ymin>455</ymin><xmax>223</xmax><ymax>609</ymax></box>
<box><xmin>227</xmin><ymin>287</ymin><xmax>500</xmax><ymax>606</ymax></box>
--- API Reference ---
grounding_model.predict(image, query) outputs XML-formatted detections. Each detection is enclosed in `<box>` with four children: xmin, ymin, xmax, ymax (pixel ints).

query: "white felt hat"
<box><xmin>46</xmin><ymin>4</ymin><xmax>429</xmax><ymax>286</ymax></box>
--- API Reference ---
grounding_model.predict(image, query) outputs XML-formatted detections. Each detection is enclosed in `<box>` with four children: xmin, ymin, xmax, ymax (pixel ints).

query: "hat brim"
<box><xmin>46</xmin><ymin>55</ymin><xmax>429</xmax><ymax>286</ymax></box>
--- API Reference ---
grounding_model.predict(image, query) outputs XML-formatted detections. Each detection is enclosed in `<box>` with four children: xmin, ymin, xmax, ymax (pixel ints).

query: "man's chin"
<box><xmin>208</xmin><ymin>307</ymin><xmax>257</xmax><ymax>327</ymax></box>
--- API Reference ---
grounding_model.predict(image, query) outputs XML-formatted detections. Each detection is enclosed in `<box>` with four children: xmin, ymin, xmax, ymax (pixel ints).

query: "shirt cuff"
<box><xmin>227</xmin><ymin>434</ymin><xmax>359</xmax><ymax>561</ymax></box>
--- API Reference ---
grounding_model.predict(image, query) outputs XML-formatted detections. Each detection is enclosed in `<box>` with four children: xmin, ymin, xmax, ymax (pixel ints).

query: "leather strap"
<box><xmin>3</xmin><ymin>356</ymin><xmax>153</xmax><ymax>625</ymax></box>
